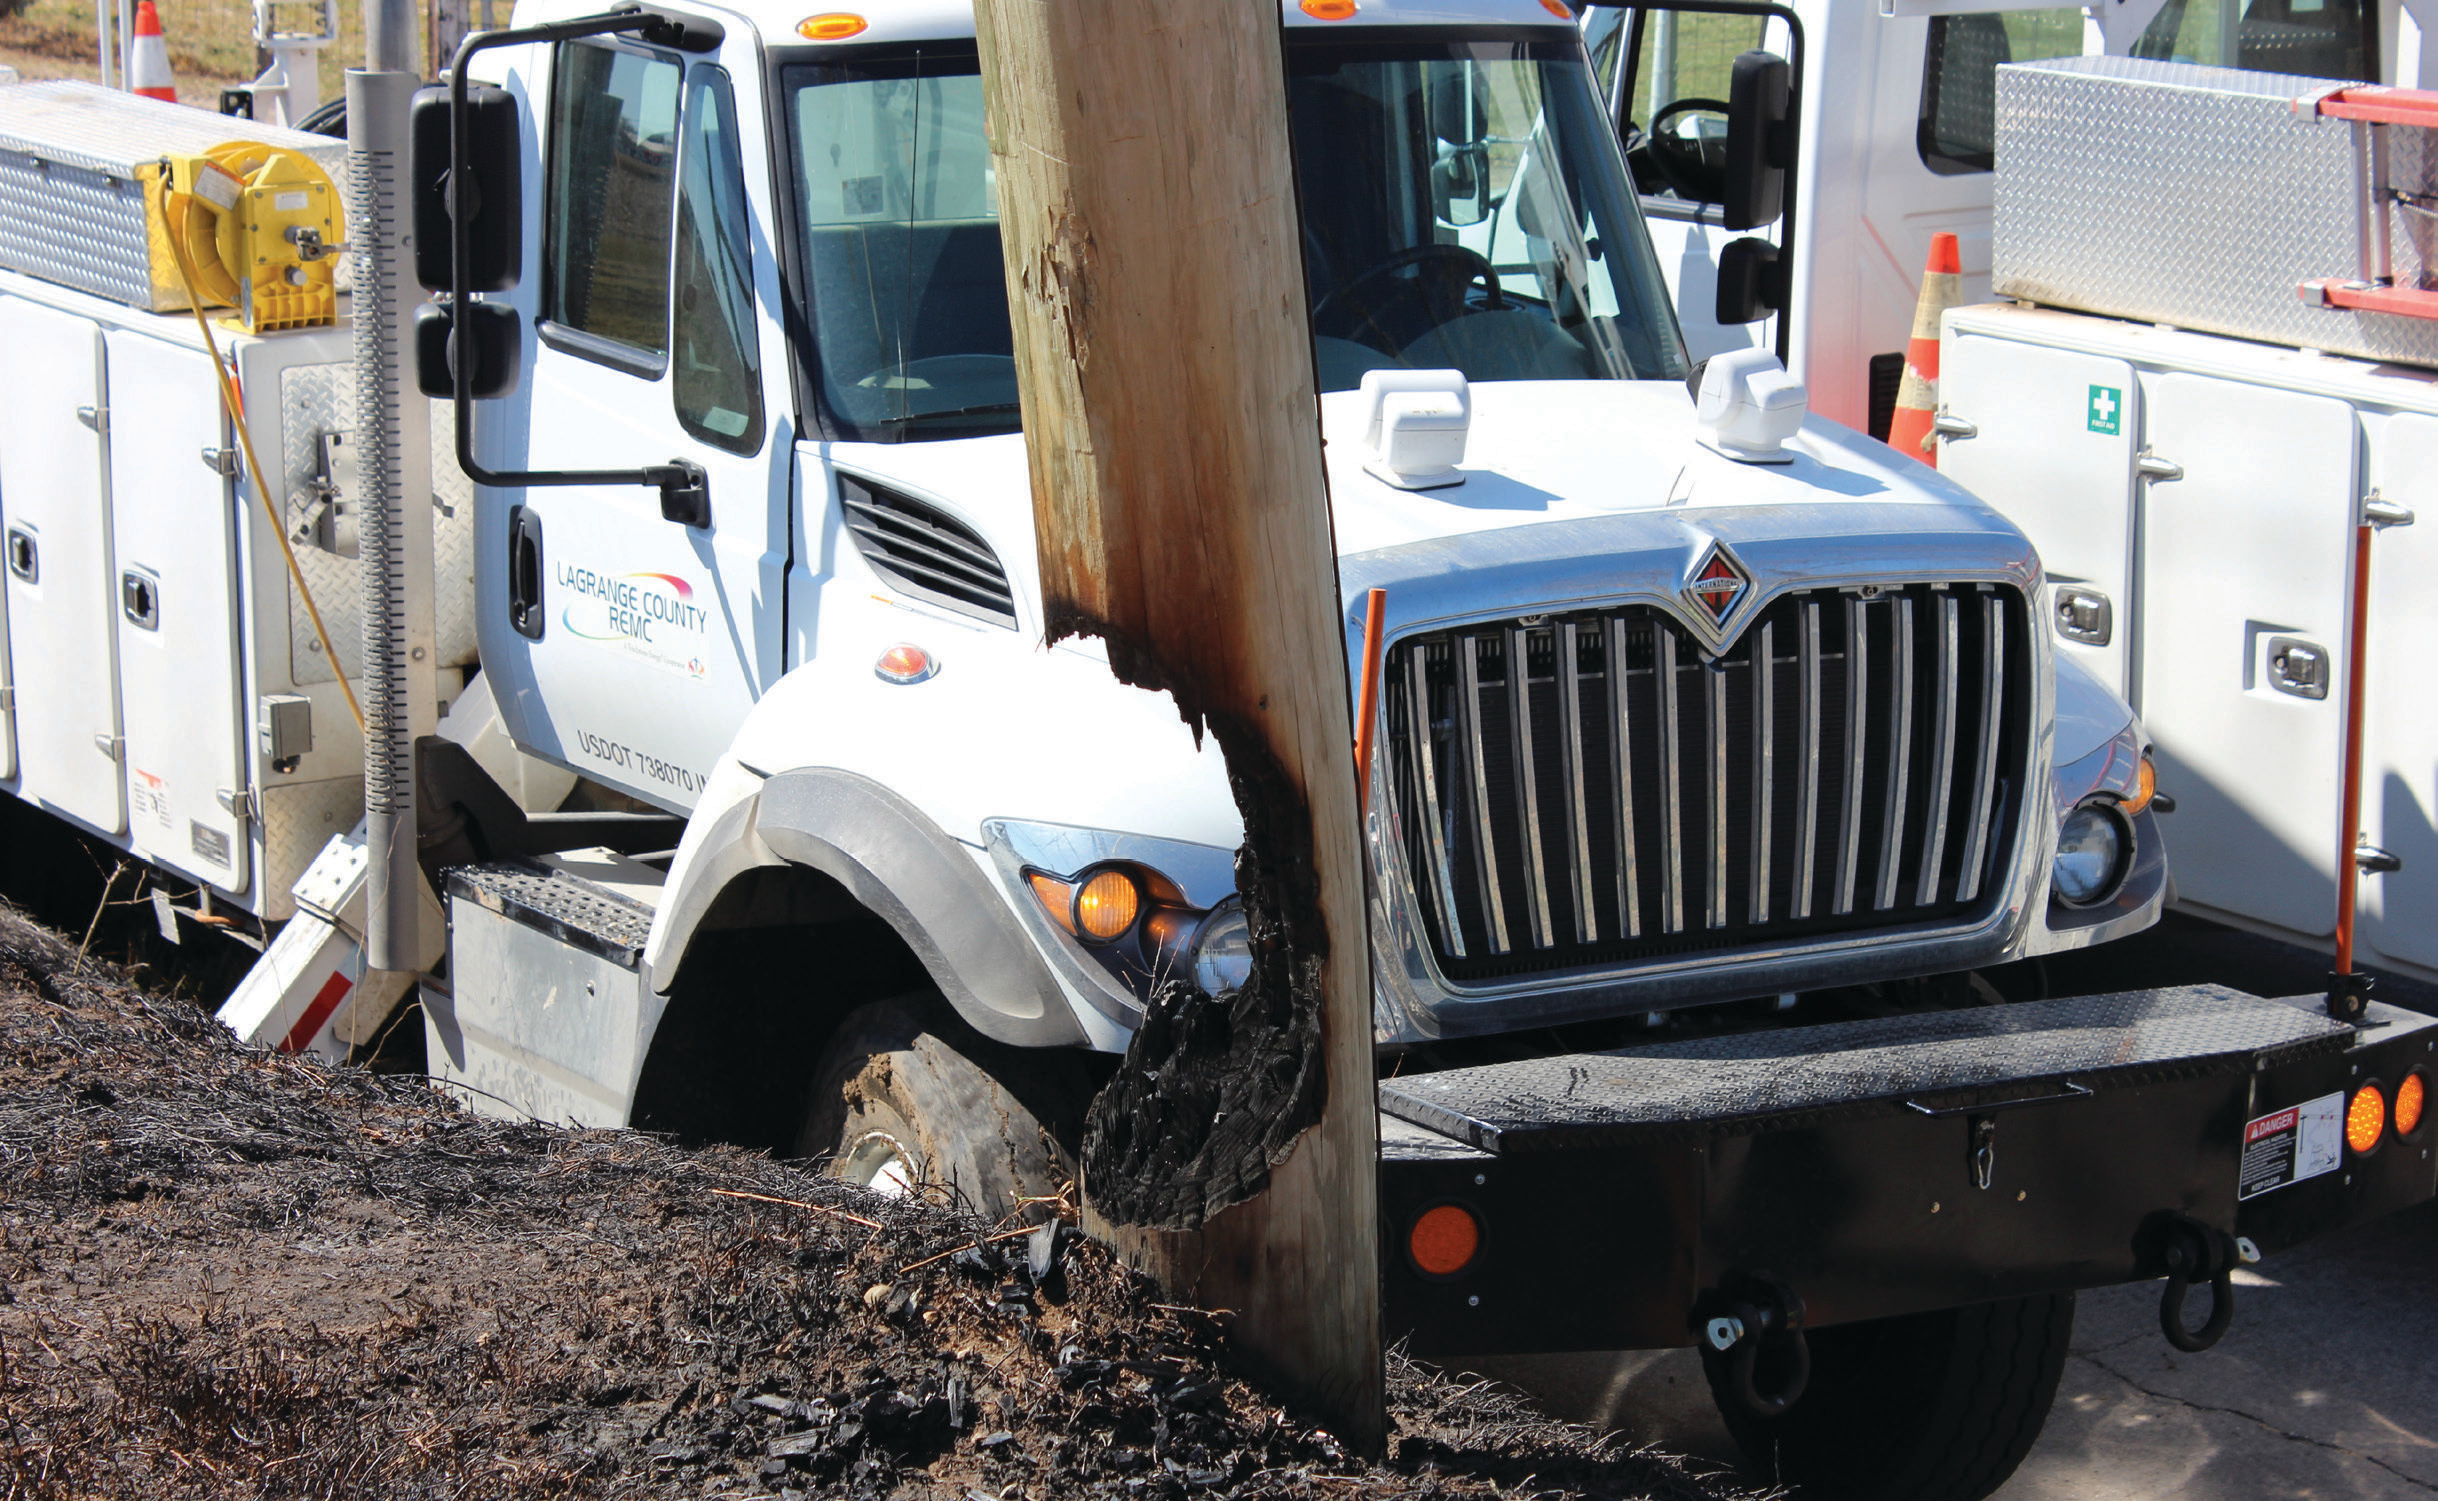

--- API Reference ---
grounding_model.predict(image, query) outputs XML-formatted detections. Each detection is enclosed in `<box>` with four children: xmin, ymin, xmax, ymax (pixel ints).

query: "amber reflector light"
<box><xmin>1301</xmin><ymin>0</ymin><xmax>1359</xmax><ymax>18</ymax></box>
<box><xmin>798</xmin><ymin>12</ymin><xmax>867</xmax><ymax>39</ymax></box>
<box><xmin>1026</xmin><ymin>873</ymin><xmax>1076</xmax><ymax>934</ymax></box>
<box><xmin>2346</xmin><ymin>1083</ymin><xmax>2387</xmax><ymax>1155</ymax></box>
<box><xmin>2123</xmin><ymin>755</ymin><xmax>2157</xmax><ymax>817</ymax></box>
<box><xmin>2396</xmin><ymin>1072</ymin><xmax>2425</xmax><ymax>1137</ymax></box>
<box><xmin>1074</xmin><ymin>869</ymin><xmax>1141</xmax><ymax>942</ymax></box>
<box><xmin>875</xmin><ymin>644</ymin><xmax>934</xmax><ymax>683</ymax></box>
<box><xmin>1408</xmin><ymin>1204</ymin><xmax>1481</xmax><ymax>1277</ymax></box>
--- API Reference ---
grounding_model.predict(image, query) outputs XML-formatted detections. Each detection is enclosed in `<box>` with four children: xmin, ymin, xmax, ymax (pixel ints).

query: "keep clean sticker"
<box><xmin>2087</xmin><ymin>384</ymin><xmax>2122</xmax><ymax>436</ymax></box>
<box><xmin>2238</xmin><ymin>1091</ymin><xmax>2344</xmax><ymax>1200</ymax></box>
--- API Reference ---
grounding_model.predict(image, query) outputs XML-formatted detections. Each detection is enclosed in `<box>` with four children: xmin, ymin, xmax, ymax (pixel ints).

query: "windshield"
<box><xmin>781</xmin><ymin>32</ymin><xmax>1686</xmax><ymax>442</ymax></box>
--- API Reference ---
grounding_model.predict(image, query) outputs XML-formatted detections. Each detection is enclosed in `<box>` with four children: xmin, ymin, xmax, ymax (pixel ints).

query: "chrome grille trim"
<box><xmin>1382</xmin><ymin>584</ymin><xmax>2028</xmax><ymax>983</ymax></box>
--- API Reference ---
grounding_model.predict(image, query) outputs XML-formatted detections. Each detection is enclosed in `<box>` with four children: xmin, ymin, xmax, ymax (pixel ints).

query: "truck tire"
<box><xmin>794</xmin><ymin>992</ymin><xmax>1090</xmax><ymax>1223</ymax></box>
<box><xmin>1703</xmin><ymin>1292</ymin><xmax>2075</xmax><ymax>1501</ymax></box>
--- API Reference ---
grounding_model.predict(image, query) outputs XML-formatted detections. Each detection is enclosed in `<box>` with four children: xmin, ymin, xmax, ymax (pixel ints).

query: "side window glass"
<box><xmin>2131</xmin><ymin>0</ymin><xmax>2372</xmax><ymax>80</ymax></box>
<box><xmin>1617</xmin><ymin>9</ymin><xmax>1776</xmax><ymax>210</ymax></box>
<box><xmin>545</xmin><ymin>40</ymin><xmax>683</xmax><ymax>362</ymax></box>
<box><xmin>1918</xmin><ymin>8</ymin><xmax>2085</xmax><ymax>175</ymax></box>
<box><xmin>672</xmin><ymin>65</ymin><xmax>765</xmax><ymax>454</ymax></box>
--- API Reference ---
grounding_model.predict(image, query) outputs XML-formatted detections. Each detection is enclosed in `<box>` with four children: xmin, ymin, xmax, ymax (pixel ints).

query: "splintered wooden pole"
<box><xmin>976</xmin><ymin>0</ymin><xmax>1384</xmax><ymax>1450</ymax></box>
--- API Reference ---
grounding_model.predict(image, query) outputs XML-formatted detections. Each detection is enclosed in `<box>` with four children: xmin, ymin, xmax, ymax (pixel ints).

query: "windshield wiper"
<box><xmin>875</xmin><ymin>401</ymin><xmax>1025</xmax><ymax>428</ymax></box>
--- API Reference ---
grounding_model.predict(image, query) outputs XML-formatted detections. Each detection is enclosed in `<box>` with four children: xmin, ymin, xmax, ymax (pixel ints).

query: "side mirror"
<box><xmin>1432</xmin><ymin>144</ymin><xmax>1491</xmax><ymax>228</ymax></box>
<box><xmin>1716</xmin><ymin>236</ymin><xmax>1785</xmax><ymax>324</ymax></box>
<box><xmin>415</xmin><ymin>301</ymin><xmax>524</xmax><ymax>399</ymax></box>
<box><xmin>1720</xmin><ymin>50</ymin><xmax>1790</xmax><ymax>233</ymax></box>
<box><xmin>411</xmin><ymin>83</ymin><xmax>523</xmax><ymax>293</ymax></box>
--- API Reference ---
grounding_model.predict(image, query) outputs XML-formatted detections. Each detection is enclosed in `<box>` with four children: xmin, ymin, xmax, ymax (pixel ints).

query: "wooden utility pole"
<box><xmin>975</xmin><ymin>0</ymin><xmax>1384</xmax><ymax>1450</ymax></box>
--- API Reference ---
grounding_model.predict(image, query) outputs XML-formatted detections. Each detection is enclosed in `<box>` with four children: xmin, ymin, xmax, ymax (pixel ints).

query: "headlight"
<box><xmin>1189</xmin><ymin>900</ymin><xmax>1253</xmax><ymax>995</ymax></box>
<box><xmin>2052</xmin><ymin>802</ymin><xmax>2129</xmax><ymax>907</ymax></box>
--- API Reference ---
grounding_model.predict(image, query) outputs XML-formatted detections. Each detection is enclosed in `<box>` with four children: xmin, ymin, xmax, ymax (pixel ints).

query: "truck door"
<box><xmin>2137</xmin><ymin>375</ymin><xmax>2357</xmax><ymax>938</ymax></box>
<box><xmin>103</xmin><ymin>332</ymin><xmax>250</xmax><ymax>897</ymax></box>
<box><xmin>1936</xmin><ymin>331</ymin><xmax>2139</xmax><ymax>696</ymax></box>
<box><xmin>0</xmin><ymin>296</ymin><xmax>126</xmax><ymax>836</ymax></box>
<box><xmin>482</xmin><ymin>31</ymin><xmax>788</xmax><ymax>811</ymax></box>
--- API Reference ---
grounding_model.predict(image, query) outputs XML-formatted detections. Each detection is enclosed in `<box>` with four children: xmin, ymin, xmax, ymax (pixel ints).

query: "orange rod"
<box><xmin>1352</xmin><ymin>587</ymin><xmax>1388</xmax><ymax>814</ymax></box>
<box><xmin>2335</xmin><ymin>521</ymin><xmax>2374</xmax><ymax>976</ymax></box>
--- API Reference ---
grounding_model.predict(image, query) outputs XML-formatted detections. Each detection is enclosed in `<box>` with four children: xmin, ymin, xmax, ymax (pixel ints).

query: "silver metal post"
<box><xmin>350</xmin><ymin>64</ymin><xmax>435</xmax><ymax>973</ymax></box>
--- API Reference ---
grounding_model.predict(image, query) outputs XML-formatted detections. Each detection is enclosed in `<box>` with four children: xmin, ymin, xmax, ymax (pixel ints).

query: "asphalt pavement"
<box><xmin>1452</xmin><ymin>914</ymin><xmax>2438</xmax><ymax>1499</ymax></box>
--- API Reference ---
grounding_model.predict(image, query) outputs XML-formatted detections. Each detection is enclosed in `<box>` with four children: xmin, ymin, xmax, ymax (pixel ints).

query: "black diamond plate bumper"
<box><xmin>1377</xmin><ymin>986</ymin><xmax>2438</xmax><ymax>1356</ymax></box>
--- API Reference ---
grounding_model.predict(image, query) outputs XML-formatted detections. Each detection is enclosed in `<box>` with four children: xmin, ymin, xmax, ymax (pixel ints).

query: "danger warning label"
<box><xmin>2238</xmin><ymin>1091</ymin><xmax>2345</xmax><ymax>1200</ymax></box>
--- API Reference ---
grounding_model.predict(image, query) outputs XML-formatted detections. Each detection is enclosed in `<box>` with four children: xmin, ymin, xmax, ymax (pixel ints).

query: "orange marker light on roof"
<box><xmin>1408</xmin><ymin>1204</ymin><xmax>1481</xmax><ymax>1277</ymax></box>
<box><xmin>798</xmin><ymin>12</ymin><xmax>867</xmax><ymax>40</ymax></box>
<box><xmin>2346</xmin><ymin>1082</ymin><xmax>2387</xmax><ymax>1155</ymax></box>
<box><xmin>1539</xmin><ymin>0</ymin><xmax>1573</xmax><ymax>15</ymax></box>
<box><xmin>2396</xmin><ymin>1071</ymin><xmax>2425</xmax><ymax>1136</ymax></box>
<box><xmin>1301</xmin><ymin>0</ymin><xmax>1359</xmax><ymax>18</ymax></box>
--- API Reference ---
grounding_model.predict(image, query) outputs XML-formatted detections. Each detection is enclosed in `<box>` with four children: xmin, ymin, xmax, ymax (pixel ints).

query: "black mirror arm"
<box><xmin>447</xmin><ymin>10</ymin><xmax>722</xmax><ymax>522</ymax></box>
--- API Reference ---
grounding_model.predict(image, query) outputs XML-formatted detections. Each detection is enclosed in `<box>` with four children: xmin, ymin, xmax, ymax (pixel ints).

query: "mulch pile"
<box><xmin>0</xmin><ymin>902</ymin><xmax>1766</xmax><ymax>1501</ymax></box>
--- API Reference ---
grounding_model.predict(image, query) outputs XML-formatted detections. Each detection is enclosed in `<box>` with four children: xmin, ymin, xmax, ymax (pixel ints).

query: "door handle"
<box><xmin>508</xmin><ymin>504</ymin><xmax>546</xmax><ymax>641</ymax></box>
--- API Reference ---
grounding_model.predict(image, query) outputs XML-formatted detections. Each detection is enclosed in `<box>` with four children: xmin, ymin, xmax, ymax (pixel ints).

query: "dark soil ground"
<box><xmin>0</xmin><ymin>898</ymin><xmax>1768</xmax><ymax>1501</ymax></box>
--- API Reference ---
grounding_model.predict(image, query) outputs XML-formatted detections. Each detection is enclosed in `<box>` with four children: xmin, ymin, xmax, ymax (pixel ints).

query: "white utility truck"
<box><xmin>1580</xmin><ymin>0</ymin><xmax>2429</xmax><ymax>436</ymax></box>
<box><xmin>1</xmin><ymin>7</ymin><xmax>2433</xmax><ymax>1499</ymax></box>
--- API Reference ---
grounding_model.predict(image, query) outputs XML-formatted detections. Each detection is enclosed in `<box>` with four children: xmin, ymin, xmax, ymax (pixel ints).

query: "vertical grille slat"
<box><xmin>1507</xmin><ymin>625</ymin><xmax>1557</xmax><ymax>949</ymax></box>
<box><xmin>1835</xmin><ymin>597</ymin><xmax>1870</xmax><ymax>917</ymax></box>
<box><xmin>1751</xmin><ymin>619</ymin><xmax>1776</xmax><ymax>925</ymax></box>
<box><xmin>1794</xmin><ymin>602</ymin><xmax>1822</xmax><ymax>921</ymax></box>
<box><xmin>1456</xmin><ymin>634</ymin><xmax>1512</xmax><ymax>954</ymax></box>
<box><xmin>1404</xmin><ymin>645</ymin><xmax>1466</xmax><ymax>959</ymax></box>
<box><xmin>1384</xmin><ymin>584</ymin><xmax>2028</xmax><ymax>983</ymax></box>
<box><xmin>1606</xmin><ymin>615</ymin><xmax>1644</xmax><ymax>940</ymax></box>
<box><xmin>1557</xmin><ymin>621</ymin><xmax>1599</xmax><ymax>944</ymax></box>
<box><xmin>1875</xmin><ymin>595</ymin><xmax>1917</xmax><ymax>912</ymax></box>
<box><xmin>1957</xmin><ymin>593</ymin><xmax>2008</xmax><ymax>904</ymax></box>
<box><xmin>1917</xmin><ymin>594</ymin><xmax>1962</xmax><ymax>905</ymax></box>
<box><xmin>1657</xmin><ymin>626</ymin><xmax>1687</xmax><ymax>936</ymax></box>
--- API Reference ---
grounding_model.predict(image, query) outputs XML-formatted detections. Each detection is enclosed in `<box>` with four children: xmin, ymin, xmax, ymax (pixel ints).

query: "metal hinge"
<box><xmin>2136</xmin><ymin>451</ymin><xmax>2183</xmax><ymax>481</ymax></box>
<box><xmin>2364</xmin><ymin>491</ymin><xmax>2416</xmax><ymax>529</ymax></box>
<box><xmin>216</xmin><ymin>786</ymin><xmax>257</xmax><ymax>823</ymax></box>
<box><xmin>0</xmin><ymin>685</ymin><xmax>13</xmax><ymax>712</ymax></box>
<box><xmin>1931</xmin><ymin>410</ymin><xmax>1978</xmax><ymax>440</ymax></box>
<box><xmin>92</xmin><ymin>733</ymin><xmax>123</xmax><ymax>761</ymax></box>
<box><xmin>200</xmin><ymin>445</ymin><xmax>239</xmax><ymax>478</ymax></box>
<box><xmin>75</xmin><ymin>404</ymin><xmax>108</xmax><ymax>436</ymax></box>
<box><xmin>2356</xmin><ymin>843</ymin><xmax>2403</xmax><ymax>875</ymax></box>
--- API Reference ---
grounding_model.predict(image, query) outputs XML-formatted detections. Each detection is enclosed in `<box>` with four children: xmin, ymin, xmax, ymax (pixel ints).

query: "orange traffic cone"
<box><xmin>1885</xmin><ymin>231</ymin><xmax>1961</xmax><ymax>467</ymax></box>
<box><xmin>128</xmin><ymin>0</ymin><xmax>177</xmax><ymax>102</ymax></box>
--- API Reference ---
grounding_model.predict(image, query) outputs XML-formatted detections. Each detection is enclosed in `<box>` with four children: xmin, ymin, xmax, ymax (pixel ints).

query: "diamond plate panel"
<box><xmin>446</xmin><ymin>860</ymin><xmax>655</xmax><ymax>969</ymax></box>
<box><xmin>255</xmin><ymin>776</ymin><xmax>366</xmax><ymax>922</ymax></box>
<box><xmin>1380</xmin><ymin>985</ymin><xmax>2354</xmax><ymax>1153</ymax></box>
<box><xmin>0</xmin><ymin>81</ymin><xmax>352</xmax><ymax>312</ymax></box>
<box><xmin>1993</xmin><ymin>56</ymin><xmax>2438</xmax><ymax>367</ymax></box>
<box><xmin>276</xmin><ymin>371</ymin><xmax>479</xmax><ymax>685</ymax></box>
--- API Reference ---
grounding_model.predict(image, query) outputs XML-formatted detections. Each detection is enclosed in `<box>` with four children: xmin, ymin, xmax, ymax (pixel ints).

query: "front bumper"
<box><xmin>1378</xmin><ymin>985</ymin><xmax>2437</xmax><ymax>1356</ymax></box>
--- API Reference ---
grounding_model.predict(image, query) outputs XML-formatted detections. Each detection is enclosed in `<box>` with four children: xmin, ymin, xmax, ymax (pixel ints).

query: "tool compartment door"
<box><xmin>2138</xmin><ymin>373</ymin><xmax>2356</xmax><ymax>936</ymax></box>
<box><xmin>104</xmin><ymin>331</ymin><xmax>249</xmax><ymax>895</ymax></box>
<box><xmin>1937</xmin><ymin>331</ymin><xmax>2140</xmax><ymax>696</ymax></box>
<box><xmin>2365</xmin><ymin>414</ymin><xmax>2438</xmax><ymax>974</ymax></box>
<box><xmin>0</xmin><ymin>295</ymin><xmax>125</xmax><ymax>834</ymax></box>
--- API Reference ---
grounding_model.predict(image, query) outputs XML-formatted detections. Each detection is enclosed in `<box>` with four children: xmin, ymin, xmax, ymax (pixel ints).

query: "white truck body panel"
<box><xmin>1941</xmin><ymin>301</ymin><xmax>2438</xmax><ymax>978</ymax></box>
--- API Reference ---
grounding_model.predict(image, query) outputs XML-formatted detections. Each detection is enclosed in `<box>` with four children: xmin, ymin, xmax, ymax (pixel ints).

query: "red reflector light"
<box><xmin>2346</xmin><ymin>1083</ymin><xmax>2386</xmax><ymax>1155</ymax></box>
<box><xmin>1408</xmin><ymin>1204</ymin><xmax>1480</xmax><ymax>1277</ymax></box>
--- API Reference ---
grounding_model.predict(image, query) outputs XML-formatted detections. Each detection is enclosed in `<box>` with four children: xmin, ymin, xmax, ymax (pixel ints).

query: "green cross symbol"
<box><xmin>2088</xmin><ymin>385</ymin><xmax>2122</xmax><ymax>436</ymax></box>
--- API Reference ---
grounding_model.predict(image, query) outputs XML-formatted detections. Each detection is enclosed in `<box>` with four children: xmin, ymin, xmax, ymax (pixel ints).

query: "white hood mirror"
<box><xmin>1693</xmin><ymin>348</ymin><xmax>1807</xmax><ymax>464</ymax></box>
<box><xmin>1358</xmin><ymin>368</ymin><xmax>1469</xmax><ymax>490</ymax></box>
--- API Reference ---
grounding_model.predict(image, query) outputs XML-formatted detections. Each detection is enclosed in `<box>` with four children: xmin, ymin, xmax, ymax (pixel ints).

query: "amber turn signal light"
<box><xmin>2396</xmin><ymin>1071</ymin><xmax>2425</xmax><ymax>1137</ymax></box>
<box><xmin>2122</xmin><ymin>755</ymin><xmax>2158</xmax><ymax>818</ymax></box>
<box><xmin>1408</xmin><ymin>1203</ymin><xmax>1481</xmax><ymax>1278</ymax></box>
<box><xmin>2346</xmin><ymin>1083</ymin><xmax>2386</xmax><ymax>1155</ymax></box>
<box><xmin>1074</xmin><ymin>868</ymin><xmax>1142</xmax><ymax>943</ymax></box>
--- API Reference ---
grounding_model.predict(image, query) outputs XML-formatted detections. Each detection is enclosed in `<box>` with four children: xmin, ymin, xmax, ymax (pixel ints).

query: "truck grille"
<box><xmin>1385</xmin><ymin>584</ymin><xmax>2030</xmax><ymax>983</ymax></box>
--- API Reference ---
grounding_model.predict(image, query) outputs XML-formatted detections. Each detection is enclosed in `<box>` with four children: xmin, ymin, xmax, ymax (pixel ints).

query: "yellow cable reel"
<box><xmin>161</xmin><ymin>140</ymin><xmax>344</xmax><ymax>334</ymax></box>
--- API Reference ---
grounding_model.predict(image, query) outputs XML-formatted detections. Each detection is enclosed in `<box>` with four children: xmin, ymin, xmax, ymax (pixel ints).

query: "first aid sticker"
<box><xmin>2239</xmin><ymin>1092</ymin><xmax>2344</xmax><ymax>1200</ymax></box>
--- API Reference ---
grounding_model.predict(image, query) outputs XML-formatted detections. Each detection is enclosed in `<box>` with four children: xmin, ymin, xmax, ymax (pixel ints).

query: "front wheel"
<box><xmin>1703</xmin><ymin>1292</ymin><xmax>2075</xmax><ymax>1501</ymax></box>
<box><xmin>795</xmin><ymin>992</ymin><xmax>1092</xmax><ymax>1224</ymax></box>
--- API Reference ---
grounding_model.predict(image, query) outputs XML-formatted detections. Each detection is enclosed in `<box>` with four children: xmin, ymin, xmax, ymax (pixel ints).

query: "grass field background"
<box><xmin>1</xmin><ymin>0</ymin><xmax>371</xmax><ymax>107</ymax></box>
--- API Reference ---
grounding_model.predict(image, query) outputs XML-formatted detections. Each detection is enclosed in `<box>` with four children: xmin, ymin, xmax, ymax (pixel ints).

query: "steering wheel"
<box><xmin>1644</xmin><ymin>97</ymin><xmax>1731</xmax><ymax>204</ymax></box>
<box><xmin>1311</xmin><ymin>244</ymin><xmax>1503</xmax><ymax>350</ymax></box>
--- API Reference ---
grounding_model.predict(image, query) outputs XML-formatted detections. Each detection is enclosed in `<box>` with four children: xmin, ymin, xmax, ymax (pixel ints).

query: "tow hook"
<box><xmin>1699</xmin><ymin>1278</ymin><xmax>1811</xmax><ymax>1417</ymax></box>
<box><xmin>2157</xmin><ymin>1216</ymin><xmax>2257</xmax><ymax>1353</ymax></box>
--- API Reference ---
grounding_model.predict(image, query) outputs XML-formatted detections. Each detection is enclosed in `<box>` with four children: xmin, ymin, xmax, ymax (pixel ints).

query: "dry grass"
<box><xmin>0</xmin><ymin>0</ymin><xmax>383</xmax><ymax>110</ymax></box>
